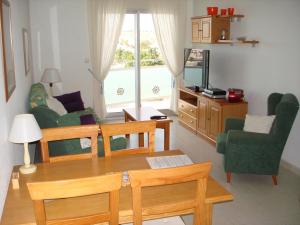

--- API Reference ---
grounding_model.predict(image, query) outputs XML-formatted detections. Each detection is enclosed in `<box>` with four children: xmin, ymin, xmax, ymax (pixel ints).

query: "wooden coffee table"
<box><xmin>123</xmin><ymin>107</ymin><xmax>173</xmax><ymax>150</ymax></box>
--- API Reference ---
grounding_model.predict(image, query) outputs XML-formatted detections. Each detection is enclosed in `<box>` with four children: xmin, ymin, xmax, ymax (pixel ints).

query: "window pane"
<box><xmin>140</xmin><ymin>14</ymin><xmax>172</xmax><ymax>109</ymax></box>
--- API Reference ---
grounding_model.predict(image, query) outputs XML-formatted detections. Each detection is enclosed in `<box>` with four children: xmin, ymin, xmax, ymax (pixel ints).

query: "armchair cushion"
<box><xmin>243</xmin><ymin>114</ymin><xmax>275</xmax><ymax>134</ymax></box>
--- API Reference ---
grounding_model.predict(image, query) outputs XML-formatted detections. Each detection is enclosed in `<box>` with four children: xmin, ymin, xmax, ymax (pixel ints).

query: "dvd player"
<box><xmin>202</xmin><ymin>92</ymin><xmax>226</xmax><ymax>99</ymax></box>
<box><xmin>204</xmin><ymin>88</ymin><xmax>226</xmax><ymax>96</ymax></box>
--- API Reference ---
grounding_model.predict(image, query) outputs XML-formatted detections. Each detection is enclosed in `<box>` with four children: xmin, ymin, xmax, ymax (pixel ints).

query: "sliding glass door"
<box><xmin>104</xmin><ymin>12</ymin><xmax>172</xmax><ymax>113</ymax></box>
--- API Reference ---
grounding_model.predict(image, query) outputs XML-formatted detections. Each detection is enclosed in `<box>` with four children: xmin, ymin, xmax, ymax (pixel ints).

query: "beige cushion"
<box><xmin>243</xmin><ymin>114</ymin><xmax>275</xmax><ymax>134</ymax></box>
<box><xmin>46</xmin><ymin>97</ymin><xmax>67</xmax><ymax>116</ymax></box>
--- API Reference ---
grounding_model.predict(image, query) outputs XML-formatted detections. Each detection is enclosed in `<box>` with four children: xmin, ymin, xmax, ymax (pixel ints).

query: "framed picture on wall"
<box><xmin>22</xmin><ymin>28</ymin><xmax>30</xmax><ymax>75</ymax></box>
<box><xmin>1</xmin><ymin>0</ymin><xmax>16</xmax><ymax>101</ymax></box>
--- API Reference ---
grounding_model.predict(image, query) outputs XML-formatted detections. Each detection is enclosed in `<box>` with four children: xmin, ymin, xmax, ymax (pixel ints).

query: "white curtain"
<box><xmin>87</xmin><ymin>0</ymin><xmax>125</xmax><ymax>118</ymax></box>
<box><xmin>151</xmin><ymin>0</ymin><xmax>186</xmax><ymax>112</ymax></box>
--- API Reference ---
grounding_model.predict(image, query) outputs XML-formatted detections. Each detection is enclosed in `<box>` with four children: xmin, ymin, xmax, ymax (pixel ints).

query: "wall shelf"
<box><xmin>191</xmin><ymin>13</ymin><xmax>259</xmax><ymax>45</ymax></box>
<box><xmin>217</xmin><ymin>14</ymin><xmax>245</xmax><ymax>21</ymax></box>
<box><xmin>217</xmin><ymin>39</ymin><xmax>259</xmax><ymax>47</ymax></box>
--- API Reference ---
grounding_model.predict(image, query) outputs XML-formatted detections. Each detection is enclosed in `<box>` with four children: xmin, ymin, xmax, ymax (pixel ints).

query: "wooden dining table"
<box><xmin>0</xmin><ymin>150</ymin><xmax>233</xmax><ymax>225</ymax></box>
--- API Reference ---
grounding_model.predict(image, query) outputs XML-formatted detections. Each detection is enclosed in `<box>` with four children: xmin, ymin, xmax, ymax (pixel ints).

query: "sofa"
<box><xmin>29</xmin><ymin>83</ymin><xmax>127</xmax><ymax>161</ymax></box>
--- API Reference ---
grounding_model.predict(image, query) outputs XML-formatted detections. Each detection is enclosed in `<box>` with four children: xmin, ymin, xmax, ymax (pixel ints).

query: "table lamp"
<box><xmin>8</xmin><ymin>114</ymin><xmax>42</xmax><ymax>174</ymax></box>
<box><xmin>41</xmin><ymin>68</ymin><xmax>61</xmax><ymax>96</ymax></box>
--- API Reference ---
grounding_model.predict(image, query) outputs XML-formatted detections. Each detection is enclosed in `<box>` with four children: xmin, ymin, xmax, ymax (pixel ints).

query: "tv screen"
<box><xmin>183</xmin><ymin>49</ymin><xmax>209</xmax><ymax>91</ymax></box>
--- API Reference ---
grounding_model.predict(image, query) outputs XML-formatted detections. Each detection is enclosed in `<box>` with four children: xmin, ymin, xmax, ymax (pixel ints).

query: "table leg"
<box><xmin>193</xmin><ymin>203</ymin><xmax>212</xmax><ymax>225</ymax></box>
<box><xmin>164</xmin><ymin>122</ymin><xmax>170</xmax><ymax>151</ymax></box>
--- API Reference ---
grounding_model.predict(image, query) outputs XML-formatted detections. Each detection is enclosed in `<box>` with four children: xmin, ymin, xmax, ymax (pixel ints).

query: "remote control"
<box><xmin>150</xmin><ymin>115</ymin><xmax>167</xmax><ymax>120</ymax></box>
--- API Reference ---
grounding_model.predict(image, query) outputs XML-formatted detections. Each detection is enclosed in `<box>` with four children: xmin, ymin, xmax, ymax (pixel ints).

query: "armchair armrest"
<box><xmin>226</xmin><ymin>130</ymin><xmax>278</xmax><ymax>155</ymax></box>
<box><xmin>224</xmin><ymin>118</ymin><xmax>245</xmax><ymax>133</ymax></box>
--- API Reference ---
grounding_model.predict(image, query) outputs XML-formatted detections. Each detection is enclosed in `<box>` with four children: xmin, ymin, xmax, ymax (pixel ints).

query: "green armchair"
<box><xmin>216</xmin><ymin>93</ymin><xmax>299</xmax><ymax>185</ymax></box>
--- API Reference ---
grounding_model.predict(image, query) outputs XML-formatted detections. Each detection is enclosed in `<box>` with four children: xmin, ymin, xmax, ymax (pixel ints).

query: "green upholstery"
<box><xmin>29</xmin><ymin>83</ymin><xmax>127</xmax><ymax>161</ymax></box>
<box><xmin>29</xmin><ymin>83</ymin><xmax>48</xmax><ymax>109</ymax></box>
<box><xmin>216</xmin><ymin>93</ymin><xmax>299</xmax><ymax>176</ymax></box>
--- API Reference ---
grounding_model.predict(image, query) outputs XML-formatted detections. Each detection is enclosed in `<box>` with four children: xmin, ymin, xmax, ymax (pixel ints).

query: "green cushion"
<box><xmin>29</xmin><ymin>83</ymin><xmax>48</xmax><ymax>109</ymax></box>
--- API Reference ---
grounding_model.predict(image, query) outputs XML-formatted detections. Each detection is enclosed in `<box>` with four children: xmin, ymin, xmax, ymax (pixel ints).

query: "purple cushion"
<box><xmin>54</xmin><ymin>91</ymin><xmax>84</xmax><ymax>113</ymax></box>
<box><xmin>80</xmin><ymin>114</ymin><xmax>96</xmax><ymax>125</ymax></box>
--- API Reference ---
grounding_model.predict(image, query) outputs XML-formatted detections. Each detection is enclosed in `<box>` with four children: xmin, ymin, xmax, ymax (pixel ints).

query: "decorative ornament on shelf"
<box><xmin>9</xmin><ymin>114</ymin><xmax>42</xmax><ymax>174</ymax></box>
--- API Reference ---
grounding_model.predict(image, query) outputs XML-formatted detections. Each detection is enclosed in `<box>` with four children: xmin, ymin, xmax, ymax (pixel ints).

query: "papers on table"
<box><xmin>146</xmin><ymin>155</ymin><xmax>193</xmax><ymax>169</ymax></box>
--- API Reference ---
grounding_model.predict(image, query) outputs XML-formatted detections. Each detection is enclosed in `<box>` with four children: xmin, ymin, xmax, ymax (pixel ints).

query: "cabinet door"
<box><xmin>207</xmin><ymin>102</ymin><xmax>221</xmax><ymax>140</ymax></box>
<box><xmin>192</xmin><ymin>19</ymin><xmax>201</xmax><ymax>42</ymax></box>
<box><xmin>200</xmin><ymin>17</ymin><xmax>211</xmax><ymax>43</ymax></box>
<box><xmin>197</xmin><ymin>97</ymin><xmax>208</xmax><ymax>134</ymax></box>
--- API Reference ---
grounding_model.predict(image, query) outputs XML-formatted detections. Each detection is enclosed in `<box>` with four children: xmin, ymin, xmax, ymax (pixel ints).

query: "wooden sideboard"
<box><xmin>178</xmin><ymin>88</ymin><xmax>248</xmax><ymax>143</ymax></box>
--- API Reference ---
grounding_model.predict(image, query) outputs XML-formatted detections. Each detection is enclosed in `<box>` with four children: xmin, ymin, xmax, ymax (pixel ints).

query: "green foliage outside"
<box><xmin>114</xmin><ymin>40</ymin><xmax>164</xmax><ymax>68</ymax></box>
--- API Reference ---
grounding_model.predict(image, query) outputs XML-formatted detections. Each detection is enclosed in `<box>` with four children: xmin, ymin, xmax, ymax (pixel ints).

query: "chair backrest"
<box><xmin>40</xmin><ymin>124</ymin><xmax>99</xmax><ymax>163</ymax></box>
<box><xmin>268</xmin><ymin>93</ymin><xmax>299</xmax><ymax>148</ymax></box>
<box><xmin>100</xmin><ymin>121</ymin><xmax>156</xmax><ymax>157</ymax></box>
<box><xmin>128</xmin><ymin>162</ymin><xmax>212</xmax><ymax>225</ymax></box>
<box><xmin>27</xmin><ymin>173</ymin><xmax>122</xmax><ymax>225</ymax></box>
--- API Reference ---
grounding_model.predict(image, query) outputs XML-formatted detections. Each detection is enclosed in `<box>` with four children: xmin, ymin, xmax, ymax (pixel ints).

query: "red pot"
<box><xmin>207</xmin><ymin>7</ymin><xmax>218</xmax><ymax>15</ymax></box>
<box><xmin>220</xmin><ymin>9</ymin><xmax>227</xmax><ymax>16</ymax></box>
<box><xmin>228</xmin><ymin>7</ymin><xmax>235</xmax><ymax>16</ymax></box>
<box><xmin>228</xmin><ymin>88</ymin><xmax>244</xmax><ymax>102</ymax></box>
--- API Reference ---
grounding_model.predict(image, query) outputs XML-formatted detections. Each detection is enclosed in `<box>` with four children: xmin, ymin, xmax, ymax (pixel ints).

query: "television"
<box><xmin>183</xmin><ymin>48</ymin><xmax>209</xmax><ymax>92</ymax></box>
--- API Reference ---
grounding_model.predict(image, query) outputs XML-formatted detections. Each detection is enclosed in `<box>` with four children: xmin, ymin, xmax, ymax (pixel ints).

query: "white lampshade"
<box><xmin>9</xmin><ymin>114</ymin><xmax>42</xmax><ymax>143</ymax></box>
<box><xmin>41</xmin><ymin>68</ymin><xmax>61</xmax><ymax>84</ymax></box>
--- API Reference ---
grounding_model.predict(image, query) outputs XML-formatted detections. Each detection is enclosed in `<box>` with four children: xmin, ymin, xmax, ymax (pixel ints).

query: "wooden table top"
<box><xmin>0</xmin><ymin>150</ymin><xmax>233</xmax><ymax>225</ymax></box>
<box><xmin>123</xmin><ymin>107</ymin><xmax>172</xmax><ymax>122</ymax></box>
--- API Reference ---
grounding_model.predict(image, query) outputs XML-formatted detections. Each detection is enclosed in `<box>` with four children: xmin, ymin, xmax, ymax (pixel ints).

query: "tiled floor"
<box><xmin>150</xmin><ymin>116</ymin><xmax>300</xmax><ymax>225</ymax></box>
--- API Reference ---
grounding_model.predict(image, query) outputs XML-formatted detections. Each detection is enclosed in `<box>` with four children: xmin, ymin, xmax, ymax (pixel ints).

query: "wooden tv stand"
<box><xmin>178</xmin><ymin>88</ymin><xmax>248</xmax><ymax>143</ymax></box>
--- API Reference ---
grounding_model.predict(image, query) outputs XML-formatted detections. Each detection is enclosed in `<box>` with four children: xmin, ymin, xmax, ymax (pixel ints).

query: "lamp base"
<box><xmin>19</xmin><ymin>164</ymin><xmax>37</xmax><ymax>174</ymax></box>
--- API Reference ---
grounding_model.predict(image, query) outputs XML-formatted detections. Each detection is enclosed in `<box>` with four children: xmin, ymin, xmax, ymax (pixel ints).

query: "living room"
<box><xmin>0</xmin><ymin>0</ymin><xmax>299</xmax><ymax>224</ymax></box>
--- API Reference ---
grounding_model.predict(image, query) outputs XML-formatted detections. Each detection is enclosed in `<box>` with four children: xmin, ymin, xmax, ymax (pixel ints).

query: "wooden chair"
<box><xmin>128</xmin><ymin>162</ymin><xmax>212</xmax><ymax>225</ymax></box>
<box><xmin>100</xmin><ymin>120</ymin><xmax>156</xmax><ymax>157</ymax></box>
<box><xmin>27</xmin><ymin>173</ymin><xmax>122</xmax><ymax>225</ymax></box>
<box><xmin>40</xmin><ymin>124</ymin><xmax>99</xmax><ymax>163</ymax></box>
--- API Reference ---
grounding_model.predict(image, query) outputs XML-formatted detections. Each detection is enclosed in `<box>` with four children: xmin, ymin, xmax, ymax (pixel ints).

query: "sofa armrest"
<box><xmin>57</xmin><ymin>113</ymin><xmax>81</xmax><ymax>127</ymax></box>
<box><xmin>224</xmin><ymin>118</ymin><xmax>245</xmax><ymax>133</ymax></box>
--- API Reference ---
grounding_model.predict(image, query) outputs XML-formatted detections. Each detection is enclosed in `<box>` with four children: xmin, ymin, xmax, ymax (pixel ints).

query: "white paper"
<box><xmin>146</xmin><ymin>155</ymin><xmax>193</xmax><ymax>169</ymax></box>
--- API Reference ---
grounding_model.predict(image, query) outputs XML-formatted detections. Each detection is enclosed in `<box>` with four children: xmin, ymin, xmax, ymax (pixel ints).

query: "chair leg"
<box><xmin>226</xmin><ymin>172</ymin><xmax>231</xmax><ymax>183</ymax></box>
<box><xmin>272</xmin><ymin>175</ymin><xmax>278</xmax><ymax>185</ymax></box>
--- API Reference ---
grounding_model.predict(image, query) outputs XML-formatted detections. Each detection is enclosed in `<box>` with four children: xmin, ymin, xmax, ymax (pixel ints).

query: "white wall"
<box><xmin>29</xmin><ymin>0</ymin><xmax>93</xmax><ymax>105</ymax></box>
<box><xmin>0</xmin><ymin>0</ymin><xmax>33</xmax><ymax>218</ymax></box>
<box><xmin>192</xmin><ymin>0</ymin><xmax>300</xmax><ymax>170</ymax></box>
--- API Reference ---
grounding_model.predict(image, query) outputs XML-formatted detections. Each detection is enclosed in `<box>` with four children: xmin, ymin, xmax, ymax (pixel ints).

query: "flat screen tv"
<box><xmin>183</xmin><ymin>48</ymin><xmax>209</xmax><ymax>92</ymax></box>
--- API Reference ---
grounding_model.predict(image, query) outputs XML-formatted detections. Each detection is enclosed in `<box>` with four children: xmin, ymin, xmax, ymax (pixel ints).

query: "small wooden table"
<box><xmin>123</xmin><ymin>107</ymin><xmax>173</xmax><ymax>150</ymax></box>
<box><xmin>0</xmin><ymin>150</ymin><xmax>233</xmax><ymax>225</ymax></box>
